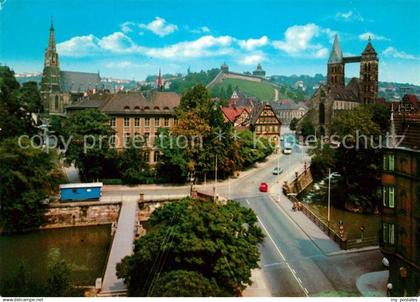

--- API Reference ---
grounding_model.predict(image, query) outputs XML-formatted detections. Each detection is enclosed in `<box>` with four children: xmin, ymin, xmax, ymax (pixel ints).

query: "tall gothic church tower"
<box><xmin>327</xmin><ymin>35</ymin><xmax>345</xmax><ymax>89</ymax></box>
<box><xmin>40</xmin><ymin>19</ymin><xmax>63</xmax><ymax>113</ymax></box>
<box><xmin>359</xmin><ymin>37</ymin><xmax>378</xmax><ymax>104</ymax></box>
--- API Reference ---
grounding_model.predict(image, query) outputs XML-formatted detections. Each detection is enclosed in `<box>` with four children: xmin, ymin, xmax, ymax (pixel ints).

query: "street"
<box><xmin>100</xmin><ymin>138</ymin><xmax>384</xmax><ymax>297</ymax></box>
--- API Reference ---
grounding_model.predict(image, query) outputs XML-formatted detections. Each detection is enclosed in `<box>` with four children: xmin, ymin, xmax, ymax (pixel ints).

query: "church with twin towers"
<box><xmin>300</xmin><ymin>34</ymin><xmax>379</xmax><ymax>136</ymax></box>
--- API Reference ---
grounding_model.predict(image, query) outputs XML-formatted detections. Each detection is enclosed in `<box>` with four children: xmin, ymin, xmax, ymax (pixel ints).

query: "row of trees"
<box><xmin>53</xmin><ymin>85</ymin><xmax>273</xmax><ymax>184</ymax></box>
<box><xmin>116</xmin><ymin>197</ymin><xmax>264</xmax><ymax>296</ymax></box>
<box><xmin>309</xmin><ymin>104</ymin><xmax>390</xmax><ymax>212</ymax></box>
<box><xmin>0</xmin><ymin>66</ymin><xmax>63</xmax><ymax>232</ymax></box>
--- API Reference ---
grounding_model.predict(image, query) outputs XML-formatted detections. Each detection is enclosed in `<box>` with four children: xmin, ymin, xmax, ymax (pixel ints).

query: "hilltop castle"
<box><xmin>300</xmin><ymin>34</ymin><xmax>379</xmax><ymax>136</ymax></box>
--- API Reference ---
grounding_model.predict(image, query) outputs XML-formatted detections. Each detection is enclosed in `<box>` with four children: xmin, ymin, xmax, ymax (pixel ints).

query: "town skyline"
<box><xmin>0</xmin><ymin>0</ymin><xmax>419</xmax><ymax>84</ymax></box>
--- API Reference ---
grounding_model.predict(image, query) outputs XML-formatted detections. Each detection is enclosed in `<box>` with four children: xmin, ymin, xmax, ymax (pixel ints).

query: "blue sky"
<box><xmin>0</xmin><ymin>0</ymin><xmax>419</xmax><ymax>84</ymax></box>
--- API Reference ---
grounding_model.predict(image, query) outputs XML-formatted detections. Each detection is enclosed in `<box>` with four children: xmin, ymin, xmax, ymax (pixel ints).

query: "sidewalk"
<box><xmin>102</xmin><ymin>153</ymin><xmax>280</xmax><ymax>192</ymax></box>
<box><xmin>242</xmin><ymin>268</ymin><xmax>272</xmax><ymax>297</ymax></box>
<box><xmin>268</xmin><ymin>161</ymin><xmax>342</xmax><ymax>255</ymax></box>
<box><xmin>356</xmin><ymin>270</ymin><xmax>388</xmax><ymax>297</ymax></box>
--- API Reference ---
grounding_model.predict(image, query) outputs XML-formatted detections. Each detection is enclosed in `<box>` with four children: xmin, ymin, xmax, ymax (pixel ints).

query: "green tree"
<box><xmin>44</xmin><ymin>249</ymin><xmax>72</xmax><ymax>297</ymax></box>
<box><xmin>116</xmin><ymin>198</ymin><xmax>264</xmax><ymax>296</ymax></box>
<box><xmin>19</xmin><ymin>81</ymin><xmax>43</xmax><ymax>113</ymax></box>
<box><xmin>149</xmin><ymin>270</ymin><xmax>228</xmax><ymax>297</ymax></box>
<box><xmin>299</xmin><ymin>116</ymin><xmax>315</xmax><ymax>138</ymax></box>
<box><xmin>118</xmin><ymin>139</ymin><xmax>152</xmax><ymax>184</ymax></box>
<box><xmin>0</xmin><ymin>66</ymin><xmax>36</xmax><ymax>140</ymax></box>
<box><xmin>0</xmin><ymin>262</ymin><xmax>40</xmax><ymax>296</ymax></box>
<box><xmin>0</xmin><ymin>138</ymin><xmax>60</xmax><ymax>231</ymax></box>
<box><xmin>289</xmin><ymin>117</ymin><xmax>299</xmax><ymax>131</ymax></box>
<box><xmin>62</xmin><ymin>109</ymin><xmax>114</xmax><ymax>181</ymax></box>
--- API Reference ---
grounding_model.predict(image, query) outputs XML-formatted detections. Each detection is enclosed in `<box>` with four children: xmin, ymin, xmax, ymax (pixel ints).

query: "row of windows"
<box><xmin>383</xmin><ymin>153</ymin><xmax>420</xmax><ymax>176</ymax></box>
<box><xmin>110</xmin><ymin>117</ymin><xmax>171</xmax><ymax>128</ymax></box>
<box><xmin>333</xmin><ymin>101</ymin><xmax>359</xmax><ymax>110</ymax></box>
<box><xmin>256</xmin><ymin>125</ymin><xmax>280</xmax><ymax>133</ymax></box>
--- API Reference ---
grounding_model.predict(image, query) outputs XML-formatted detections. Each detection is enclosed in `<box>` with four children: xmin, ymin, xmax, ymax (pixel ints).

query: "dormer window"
<box><xmin>144</xmin><ymin>106</ymin><xmax>150</xmax><ymax>111</ymax></box>
<box><xmin>134</xmin><ymin>106</ymin><xmax>140</xmax><ymax>111</ymax></box>
<box><xmin>154</xmin><ymin>106</ymin><xmax>160</xmax><ymax>110</ymax></box>
<box><xmin>163</xmin><ymin>106</ymin><xmax>170</xmax><ymax>110</ymax></box>
<box><xmin>124</xmin><ymin>106</ymin><xmax>130</xmax><ymax>111</ymax></box>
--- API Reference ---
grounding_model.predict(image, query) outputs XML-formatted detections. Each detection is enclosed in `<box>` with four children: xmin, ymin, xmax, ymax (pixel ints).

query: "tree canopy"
<box><xmin>116</xmin><ymin>198</ymin><xmax>264</xmax><ymax>296</ymax></box>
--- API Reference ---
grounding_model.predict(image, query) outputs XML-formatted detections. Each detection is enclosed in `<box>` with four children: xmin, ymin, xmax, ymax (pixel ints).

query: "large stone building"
<box><xmin>271</xmin><ymin>99</ymin><xmax>308</xmax><ymax>126</ymax></box>
<box><xmin>252</xmin><ymin>63</ymin><xmax>266</xmax><ymax>77</ymax></box>
<box><xmin>40</xmin><ymin>19</ymin><xmax>101</xmax><ymax>114</ymax></box>
<box><xmin>381</xmin><ymin>105</ymin><xmax>420</xmax><ymax>296</ymax></box>
<box><xmin>299</xmin><ymin>35</ymin><xmax>379</xmax><ymax>136</ymax></box>
<box><xmin>66</xmin><ymin>91</ymin><xmax>181</xmax><ymax>165</ymax></box>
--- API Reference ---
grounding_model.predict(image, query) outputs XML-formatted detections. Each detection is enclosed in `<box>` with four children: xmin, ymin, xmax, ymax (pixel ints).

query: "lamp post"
<box><xmin>327</xmin><ymin>168</ymin><xmax>332</xmax><ymax>225</ymax></box>
<box><xmin>213</xmin><ymin>154</ymin><xmax>218</xmax><ymax>201</ymax></box>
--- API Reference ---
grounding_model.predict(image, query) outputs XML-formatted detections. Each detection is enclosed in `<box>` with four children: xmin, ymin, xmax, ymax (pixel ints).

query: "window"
<box><xmin>155</xmin><ymin>118</ymin><xmax>160</xmax><ymax>127</ymax></box>
<box><xmin>383</xmin><ymin>222</ymin><xmax>395</xmax><ymax>245</ymax></box>
<box><xmin>124</xmin><ymin>117</ymin><xmax>130</xmax><ymax>127</ymax></box>
<box><xmin>135</xmin><ymin>117</ymin><xmax>140</xmax><ymax>127</ymax></box>
<box><xmin>319</xmin><ymin>103</ymin><xmax>325</xmax><ymax>124</ymax></box>
<box><xmin>153</xmin><ymin>151</ymin><xmax>160</xmax><ymax>162</ymax></box>
<box><xmin>164</xmin><ymin>117</ymin><xmax>169</xmax><ymax>127</ymax></box>
<box><xmin>383</xmin><ymin>154</ymin><xmax>395</xmax><ymax>171</ymax></box>
<box><xmin>145</xmin><ymin>118</ymin><xmax>150</xmax><ymax>127</ymax></box>
<box><xmin>109</xmin><ymin>135</ymin><xmax>116</xmax><ymax>147</ymax></box>
<box><xmin>124</xmin><ymin>133</ymin><xmax>130</xmax><ymax>146</ymax></box>
<box><xmin>383</xmin><ymin>185</ymin><xmax>395</xmax><ymax>208</ymax></box>
<box><xmin>110</xmin><ymin>117</ymin><xmax>116</xmax><ymax>127</ymax></box>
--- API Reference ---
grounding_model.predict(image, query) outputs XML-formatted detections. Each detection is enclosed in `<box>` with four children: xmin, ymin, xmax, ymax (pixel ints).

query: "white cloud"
<box><xmin>120</xmin><ymin>21</ymin><xmax>135</xmax><ymax>33</ymax></box>
<box><xmin>57</xmin><ymin>34</ymin><xmax>101</xmax><ymax>57</ymax></box>
<box><xmin>359</xmin><ymin>32</ymin><xmax>390</xmax><ymax>41</ymax></box>
<box><xmin>97</xmin><ymin>32</ymin><xmax>137</xmax><ymax>53</ymax></box>
<box><xmin>272</xmin><ymin>23</ymin><xmax>329</xmax><ymax>58</ymax></box>
<box><xmin>382</xmin><ymin>47</ymin><xmax>418</xmax><ymax>60</ymax></box>
<box><xmin>0</xmin><ymin>0</ymin><xmax>7</xmax><ymax>11</ymax></box>
<box><xmin>58</xmin><ymin>32</ymin><xmax>234</xmax><ymax>60</ymax></box>
<box><xmin>238</xmin><ymin>36</ymin><xmax>269</xmax><ymax>51</ymax></box>
<box><xmin>238</xmin><ymin>53</ymin><xmax>265</xmax><ymax>65</ymax></box>
<box><xmin>190</xmin><ymin>26</ymin><xmax>211</xmax><ymax>34</ymax></box>
<box><xmin>335</xmin><ymin>10</ymin><xmax>365</xmax><ymax>22</ymax></box>
<box><xmin>145</xmin><ymin>35</ymin><xmax>234</xmax><ymax>59</ymax></box>
<box><xmin>139</xmin><ymin>17</ymin><xmax>178</xmax><ymax>37</ymax></box>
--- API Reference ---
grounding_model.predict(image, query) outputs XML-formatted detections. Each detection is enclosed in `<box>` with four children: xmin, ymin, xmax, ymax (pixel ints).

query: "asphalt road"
<box><xmin>101</xmin><ymin>135</ymin><xmax>383</xmax><ymax>296</ymax></box>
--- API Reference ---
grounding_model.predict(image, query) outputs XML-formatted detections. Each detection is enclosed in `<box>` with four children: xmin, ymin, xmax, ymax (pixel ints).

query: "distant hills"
<box><xmin>15</xmin><ymin>69</ymin><xmax>419</xmax><ymax>102</ymax></box>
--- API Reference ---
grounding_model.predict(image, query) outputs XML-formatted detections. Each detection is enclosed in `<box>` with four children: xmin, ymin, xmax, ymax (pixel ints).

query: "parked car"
<box><xmin>259</xmin><ymin>182</ymin><xmax>268</xmax><ymax>192</ymax></box>
<box><xmin>283</xmin><ymin>147</ymin><xmax>292</xmax><ymax>154</ymax></box>
<box><xmin>272</xmin><ymin>167</ymin><xmax>283</xmax><ymax>175</ymax></box>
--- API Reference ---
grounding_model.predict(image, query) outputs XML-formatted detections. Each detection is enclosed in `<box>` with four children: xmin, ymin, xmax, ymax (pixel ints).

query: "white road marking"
<box><xmin>246</xmin><ymin>199</ymin><xmax>250</xmax><ymax>205</ymax></box>
<box><xmin>257</xmin><ymin>216</ymin><xmax>310</xmax><ymax>297</ymax></box>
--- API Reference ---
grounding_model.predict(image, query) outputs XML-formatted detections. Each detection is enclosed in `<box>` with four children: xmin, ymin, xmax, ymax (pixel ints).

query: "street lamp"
<box><xmin>213</xmin><ymin>154</ymin><xmax>218</xmax><ymax>201</ymax></box>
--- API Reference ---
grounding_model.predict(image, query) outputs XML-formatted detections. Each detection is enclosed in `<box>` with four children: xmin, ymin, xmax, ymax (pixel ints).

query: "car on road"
<box><xmin>272</xmin><ymin>167</ymin><xmax>283</xmax><ymax>175</ymax></box>
<box><xmin>283</xmin><ymin>147</ymin><xmax>292</xmax><ymax>154</ymax></box>
<box><xmin>259</xmin><ymin>182</ymin><xmax>268</xmax><ymax>192</ymax></box>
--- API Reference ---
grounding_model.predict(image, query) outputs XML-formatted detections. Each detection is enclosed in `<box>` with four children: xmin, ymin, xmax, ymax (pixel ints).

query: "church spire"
<box><xmin>328</xmin><ymin>34</ymin><xmax>343</xmax><ymax>64</ymax></box>
<box><xmin>48</xmin><ymin>17</ymin><xmax>56</xmax><ymax>50</ymax></box>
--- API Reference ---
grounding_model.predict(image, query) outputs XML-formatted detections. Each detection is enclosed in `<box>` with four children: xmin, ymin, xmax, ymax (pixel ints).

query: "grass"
<box><xmin>211</xmin><ymin>78</ymin><xmax>276</xmax><ymax>101</ymax></box>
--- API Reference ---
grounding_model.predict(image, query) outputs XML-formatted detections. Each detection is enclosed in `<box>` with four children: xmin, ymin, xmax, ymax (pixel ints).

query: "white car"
<box><xmin>283</xmin><ymin>147</ymin><xmax>292</xmax><ymax>154</ymax></box>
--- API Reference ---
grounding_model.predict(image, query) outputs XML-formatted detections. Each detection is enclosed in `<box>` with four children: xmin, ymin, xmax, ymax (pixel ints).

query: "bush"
<box><xmin>100</xmin><ymin>178</ymin><xmax>123</xmax><ymax>185</ymax></box>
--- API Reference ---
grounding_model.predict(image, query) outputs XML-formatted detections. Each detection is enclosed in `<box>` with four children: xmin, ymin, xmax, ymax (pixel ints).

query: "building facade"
<box><xmin>271</xmin><ymin>100</ymin><xmax>308</xmax><ymax>126</ymax></box>
<box><xmin>298</xmin><ymin>35</ymin><xmax>379</xmax><ymax>136</ymax></box>
<box><xmin>40</xmin><ymin>19</ymin><xmax>101</xmax><ymax>114</ymax></box>
<box><xmin>66</xmin><ymin>91</ymin><xmax>181</xmax><ymax>165</ymax></box>
<box><xmin>380</xmin><ymin>110</ymin><xmax>420</xmax><ymax>296</ymax></box>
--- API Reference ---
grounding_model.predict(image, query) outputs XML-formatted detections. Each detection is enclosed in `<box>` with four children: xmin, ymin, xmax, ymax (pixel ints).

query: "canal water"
<box><xmin>0</xmin><ymin>225</ymin><xmax>112</xmax><ymax>287</ymax></box>
<box><xmin>299</xmin><ymin>181</ymin><xmax>380</xmax><ymax>240</ymax></box>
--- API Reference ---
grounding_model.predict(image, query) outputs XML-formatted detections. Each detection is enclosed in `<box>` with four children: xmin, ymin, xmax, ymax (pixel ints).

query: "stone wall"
<box><xmin>283</xmin><ymin>165</ymin><xmax>313</xmax><ymax>195</ymax></box>
<box><xmin>42</xmin><ymin>201</ymin><xmax>121</xmax><ymax>229</ymax></box>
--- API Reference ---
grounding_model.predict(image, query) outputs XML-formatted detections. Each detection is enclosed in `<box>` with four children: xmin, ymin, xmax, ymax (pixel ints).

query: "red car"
<box><xmin>259</xmin><ymin>182</ymin><xmax>268</xmax><ymax>192</ymax></box>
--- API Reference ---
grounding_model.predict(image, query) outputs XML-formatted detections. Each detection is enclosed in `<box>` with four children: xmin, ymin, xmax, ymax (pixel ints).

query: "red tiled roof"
<box><xmin>394</xmin><ymin>112</ymin><xmax>420</xmax><ymax>150</ymax></box>
<box><xmin>221</xmin><ymin>106</ymin><xmax>246</xmax><ymax>122</ymax></box>
<box><xmin>402</xmin><ymin>94</ymin><xmax>419</xmax><ymax>110</ymax></box>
